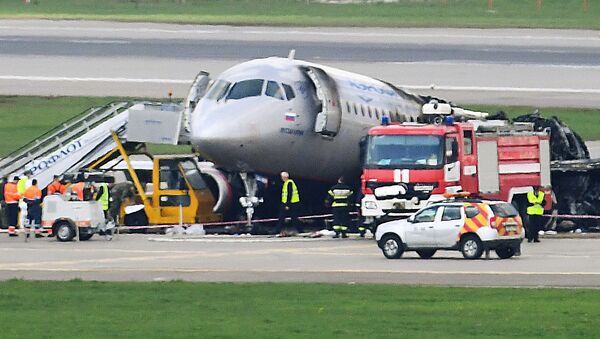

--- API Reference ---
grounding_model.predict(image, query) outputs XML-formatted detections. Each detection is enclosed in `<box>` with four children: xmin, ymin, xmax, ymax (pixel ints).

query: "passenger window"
<box><xmin>226</xmin><ymin>79</ymin><xmax>264</xmax><ymax>100</ymax></box>
<box><xmin>265</xmin><ymin>81</ymin><xmax>285</xmax><ymax>100</ymax></box>
<box><xmin>368</xmin><ymin>107</ymin><xmax>373</xmax><ymax>118</ymax></box>
<box><xmin>463</xmin><ymin>130</ymin><xmax>473</xmax><ymax>155</ymax></box>
<box><xmin>442</xmin><ymin>206</ymin><xmax>462</xmax><ymax>221</ymax></box>
<box><xmin>282</xmin><ymin>83</ymin><xmax>295</xmax><ymax>100</ymax></box>
<box><xmin>375</xmin><ymin>109</ymin><xmax>380</xmax><ymax>120</ymax></box>
<box><xmin>414</xmin><ymin>206</ymin><xmax>438</xmax><ymax>223</ymax></box>
<box><xmin>346</xmin><ymin>101</ymin><xmax>351</xmax><ymax>114</ymax></box>
<box><xmin>445</xmin><ymin>136</ymin><xmax>459</xmax><ymax>163</ymax></box>
<box><xmin>361</xmin><ymin>105</ymin><xmax>366</xmax><ymax>117</ymax></box>
<box><xmin>353</xmin><ymin>103</ymin><xmax>358</xmax><ymax>115</ymax></box>
<box><xmin>465</xmin><ymin>206</ymin><xmax>480</xmax><ymax>218</ymax></box>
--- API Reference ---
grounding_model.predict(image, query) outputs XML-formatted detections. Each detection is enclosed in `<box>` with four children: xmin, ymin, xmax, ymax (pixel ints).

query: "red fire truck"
<box><xmin>360</xmin><ymin>119</ymin><xmax>554</xmax><ymax>227</ymax></box>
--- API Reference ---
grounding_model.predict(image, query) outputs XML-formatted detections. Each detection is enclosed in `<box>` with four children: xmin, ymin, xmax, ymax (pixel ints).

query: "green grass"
<box><xmin>469</xmin><ymin>105</ymin><xmax>600</xmax><ymax>142</ymax></box>
<box><xmin>1</xmin><ymin>95</ymin><xmax>599</xmax><ymax>158</ymax></box>
<box><xmin>0</xmin><ymin>280</ymin><xmax>598</xmax><ymax>338</ymax></box>
<box><xmin>0</xmin><ymin>0</ymin><xmax>599</xmax><ymax>29</ymax></box>
<box><xmin>0</xmin><ymin>95</ymin><xmax>191</xmax><ymax>157</ymax></box>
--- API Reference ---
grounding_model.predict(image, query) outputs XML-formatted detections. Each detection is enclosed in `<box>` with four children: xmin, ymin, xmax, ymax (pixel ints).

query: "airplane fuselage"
<box><xmin>190</xmin><ymin>57</ymin><xmax>424</xmax><ymax>183</ymax></box>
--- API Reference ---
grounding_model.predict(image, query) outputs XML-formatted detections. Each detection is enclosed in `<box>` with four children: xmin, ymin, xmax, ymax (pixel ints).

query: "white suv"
<box><xmin>375</xmin><ymin>200</ymin><xmax>524</xmax><ymax>259</ymax></box>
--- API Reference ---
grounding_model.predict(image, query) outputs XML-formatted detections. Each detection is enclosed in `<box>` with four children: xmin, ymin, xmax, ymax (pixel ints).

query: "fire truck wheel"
<box><xmin>460</xmin><ymin>234</ymin><xmax>483</xmax><ymax>259</ymax></box>
<box><xmin>416</xmin><ymin>249</ymin><xmax>437</xmax><ymax>259</ymax></box>
<box><xmin>55</xmin><ymin>222</ymin><xmax>75</xmax><ymax>242</ymax></box>
<box><xmin>495</xmin><ymin>246</ymin><xmax>515</xmax><ymax>259</ymax></box>
<box><xmin>381</xmin><ymin>234</ymin><xmax>404</xmax><ymax>259</ymax></box>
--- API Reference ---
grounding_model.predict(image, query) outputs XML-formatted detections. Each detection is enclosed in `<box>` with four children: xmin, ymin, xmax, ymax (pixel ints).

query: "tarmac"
<box><xmin>1</xmin><ymin>233</ymin><xmax>600</xmax><ymax>288</ymax></box>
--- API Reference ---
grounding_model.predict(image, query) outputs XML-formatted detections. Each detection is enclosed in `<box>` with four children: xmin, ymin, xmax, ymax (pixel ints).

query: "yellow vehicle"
<box><xmin>88</xmin><ymin>132</ymin><xmax>222</xmax><ymax>227</ymax></box>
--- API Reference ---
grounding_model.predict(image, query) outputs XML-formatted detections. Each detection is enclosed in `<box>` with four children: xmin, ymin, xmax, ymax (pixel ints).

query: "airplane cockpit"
<box><xmin>204</xmin><ymin>78</ymin><xmax>296</xmax><ymax>102</ymax></box>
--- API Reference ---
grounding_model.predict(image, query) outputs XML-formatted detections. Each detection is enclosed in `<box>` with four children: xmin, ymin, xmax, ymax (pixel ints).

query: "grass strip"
<box><xmin>0</xmin><ymin>280</ymin><xmax>598</xmax><ymax>338</ymax></box>
<box><xmin>1</xmin><ymin>95</ymin><xmax>599</xmax><ymax>158</ymax></box>
<box><xmin>0</xmin><ymin>0</ymin><xmax>599</xmax><ymax>29</ymax></box>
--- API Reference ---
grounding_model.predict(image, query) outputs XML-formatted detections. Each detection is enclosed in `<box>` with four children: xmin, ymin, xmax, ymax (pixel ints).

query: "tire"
<box><xmin>380</xmin><ymin>234</ymin><xmax>404</xmax><ymax>259</ymax></box>
<box><xmin>416</xmin><ymin>249</ymin><xmax>437</xmax><ymax>259</ymax></box>
<box><xmin>55</xmin><ymin>222</ymin><xmax>75</xmax><ymax>242</ymax></box>
<box><xmin>495</xmin><ymin>246</ymin><xmax>516</xmax><ymax>259</ymax></box>
<box><xmin>460</xmin><ymin>234</ymin><xmax>483</xmax><ymax>259</ymax></box>
<box><xmin>79</xmin><ymin>232</ymin><xmax>94</xmax><ymax>241</ymax></box>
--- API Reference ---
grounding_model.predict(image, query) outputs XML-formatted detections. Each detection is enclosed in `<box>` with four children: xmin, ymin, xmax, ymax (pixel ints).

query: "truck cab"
<box><xmin>362</xmin><ymin>122</ymin><xmax>475</xmax><ymax>217</ymax></box>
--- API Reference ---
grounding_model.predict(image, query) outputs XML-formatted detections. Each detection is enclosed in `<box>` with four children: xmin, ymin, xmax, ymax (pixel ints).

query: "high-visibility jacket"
<box><xmin>71</xmin><ymin>182</ymin><xmax>85</xmax><ymax>201</ymax></box>
<box><xmin>527</xmin><ymin>191</ymin><xmax>545</xmax><ymax>215</ymax></box>
<box><xmin>47</xmin><ymin>180</ymin><xmax>66</xmax><ymax>195</ymax></box>
<box><xmin>97</xmin><ymin>183</ymin><xmax>109</xmax><ymax>211</ymax></box>
<box><xmin>281</xmin><ymin>179</ymin><xmax>300</xmax><ymax>204</ymax></box>
<box><xmin>17</xmin><ymin>177</ymin><xmax>29</xmax><ymax>195</ymax></box>
<box><xmin>328</xmin><ymin>183</ymin><xmax>353</xmax><ymax>208</ymax></box>
<box><xmin>24</xmin><ymin>185</ymin><xmax>42</xmax><ymax>201</ymax></box>
<box><xmin>4</xmin><ymin>182</ymin><xmax>20</xmax><ymax>203</ymax></box>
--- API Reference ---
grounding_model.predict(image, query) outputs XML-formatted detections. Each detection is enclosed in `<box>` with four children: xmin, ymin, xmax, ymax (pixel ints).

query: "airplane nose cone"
<box><xmin>190</xmin><ymin>117</ymin><xmax>233</xmax><ymax>160</ymax></box>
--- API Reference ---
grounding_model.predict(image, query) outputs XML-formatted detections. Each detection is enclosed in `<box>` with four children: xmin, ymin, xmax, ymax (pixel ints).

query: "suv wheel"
<box><xmin>381</xmin><ymin>234</ymin><xmax>404</xmax><ymax>259</ymax></box>
<box><xmin>495</xmin><ymin>246</ymin><xmax>515</xmax><ymax>259</ymax></box>
<box><xmin>416</xmin><ymin>249</ymin><xmax>437</xmax><ymax>259</ymax></box>
<box><xmin>460</xmin><ymin>234</ymin><xmax>483</xmax><ymax>259</ymax></box>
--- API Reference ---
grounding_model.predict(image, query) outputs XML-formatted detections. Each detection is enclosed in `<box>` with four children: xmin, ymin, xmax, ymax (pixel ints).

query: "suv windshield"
<box><xmin>490</xmin><ymin>203</ymin><xmax>519</xmax><ymax>217</ymax></box>
<box><xmin>365</xmin><ymin>135</ymin><xmax>444</xmax><ymax>169</ymax></box>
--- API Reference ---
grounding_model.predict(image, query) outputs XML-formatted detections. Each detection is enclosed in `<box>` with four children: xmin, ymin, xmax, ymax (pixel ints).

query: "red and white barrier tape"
<box><xmin>543</xmin><ymin>214</ymin><xmax>600</xmax><ymax>220</ymax></box>
<box><xmin>116</xmin><ymin>212</ymin><xmax>359</xmax><ymax>231</ymax></box>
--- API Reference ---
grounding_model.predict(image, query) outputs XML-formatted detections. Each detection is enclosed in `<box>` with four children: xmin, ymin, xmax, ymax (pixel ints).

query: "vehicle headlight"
<box><xmin>364</xmin><ymin>201</ymin><xmax>378</xmax><ymax>210</ymax></box>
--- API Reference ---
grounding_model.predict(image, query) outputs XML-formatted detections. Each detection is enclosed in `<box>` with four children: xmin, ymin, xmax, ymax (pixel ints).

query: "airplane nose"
<box><xmin>190</xmin><ymin>117</ymin><xmax>234</xmax><ymax>160</ymax></box>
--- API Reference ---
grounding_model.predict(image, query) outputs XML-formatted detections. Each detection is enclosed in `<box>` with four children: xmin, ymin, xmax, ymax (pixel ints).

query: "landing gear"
<box><xmin>237</xmin><ymin>172</ymin><xmax>263</xmax><ymax>233</ymax></box>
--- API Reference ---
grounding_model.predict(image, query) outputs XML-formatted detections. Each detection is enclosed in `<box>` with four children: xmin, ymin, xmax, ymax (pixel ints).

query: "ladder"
<box><xmin>0</xmin><ymin>101</ymin><xmax>132</xmax><ymax>180</ymax></box>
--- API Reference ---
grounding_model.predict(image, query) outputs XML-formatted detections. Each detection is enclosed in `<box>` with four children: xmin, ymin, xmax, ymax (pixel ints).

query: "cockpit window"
<box><xmin>266</xmin><ymin>81</ymin><xmax>285</xmax><ymax>100</ymax></box>
<box><xmin>282</xmin><ymin>83</ymin><xmax>295</xmax><ymax>100</ymax></box>
<box><xmin>205</xmin><ymin>79</ymin><xmax>230</xmax><ymax>101</ymax></box>
<box><xmin>226</xmin><ymin>79</ymin><xmax>264</xmax><ymax>100</ymax></box>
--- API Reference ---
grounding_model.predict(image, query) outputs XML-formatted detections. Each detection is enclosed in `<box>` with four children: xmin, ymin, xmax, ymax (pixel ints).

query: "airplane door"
<box><xmin>301</xmin><ymin>66</ymin><xmax>342</xmax><ymax>137</ymax></box>
<box><xmin>183</xmin><ymin>71</ymin><xmax>211</xmax><ymax>133</ymax></box>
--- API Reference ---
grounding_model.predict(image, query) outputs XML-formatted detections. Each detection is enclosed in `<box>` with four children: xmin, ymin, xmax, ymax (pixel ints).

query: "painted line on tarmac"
<box><xmin>148</xmin><ymin>236</ymin><xmax>346</xmax><ymax>243</ymax></box>
<box><xmin>0</xmin><ymin>75</ymin><xmax>188</xmax><ymax>84</ymax></box>
<box><xmin>1</xmin><ymin>267</ymin><xmax>600</xmax><ymax>276</ymax></box>
<box><xmin>2</xmin><ymin>24</ymin><xmax>600</xmax><ymax>43</ymax></box>
<box><xmin>2</xmin><ymin>75</ymin><xmax>598</xmax><ymax>95</ymax></box>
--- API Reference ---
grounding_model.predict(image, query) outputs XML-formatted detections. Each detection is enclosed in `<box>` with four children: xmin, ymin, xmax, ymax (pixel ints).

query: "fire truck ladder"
<box><xmin>0</xmin><ymin>101</ymin><xmax>133</xmax><ymax>182</ymax></box>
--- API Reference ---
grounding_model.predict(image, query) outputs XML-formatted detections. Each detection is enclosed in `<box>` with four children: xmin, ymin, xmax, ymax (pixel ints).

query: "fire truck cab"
<box><xmin>361</xmin><ymin>119</ymin><xmax>553</xmax><ymax>228</ymax></box>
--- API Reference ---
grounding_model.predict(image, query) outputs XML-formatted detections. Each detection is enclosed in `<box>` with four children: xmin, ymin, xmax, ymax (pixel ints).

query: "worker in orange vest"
<box><xmin>23</xmin><ymin>179</ymin><xmax>43</xmax><ymax>238</ymax></box>
<box><xmin>4</xmin><ymin>176</ymin><xmax>21</xmax><ymax>236</ymax></box>
<box><xmin>47</xmin><ymin>175</ymin><xmax>66</xmax><ymax>196</ymax></box>
<box><xmin>71</xmin><ymin>175</ymin><xmax>85</xmax><ymax>201</ymax></box>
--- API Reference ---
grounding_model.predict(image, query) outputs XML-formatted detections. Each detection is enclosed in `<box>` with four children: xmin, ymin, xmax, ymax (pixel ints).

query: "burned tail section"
<box><xmin>514</xmin><ymin>112</ymin><xmax>600</xmax><ymax>230</ymax></box>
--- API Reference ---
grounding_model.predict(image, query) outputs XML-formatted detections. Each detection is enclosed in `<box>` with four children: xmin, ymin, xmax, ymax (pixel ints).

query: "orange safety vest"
<box><xmin>47</xmin><ymin>180</ymin><xmax>66</xmax><ymax>195</ymax></box>
<box><xmin>24</xmin><ymin>185</ymin><xmax>42</xmax><ymax>201</ymax></box>
<box><xmin>4</xmin><ymin>182</ymin><xmax>20</xmax><ymax>203</ymax></box>
<box><xmin>71</xmin><ymin>182</ymin><xmax>85</xmax><ymax>201</ymax></box>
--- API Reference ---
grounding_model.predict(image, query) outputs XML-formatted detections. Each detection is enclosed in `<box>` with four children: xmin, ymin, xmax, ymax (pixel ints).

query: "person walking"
<box><xmin>327</xmin><ymin>177</ymin><xmax>353</xmax><ymax>238</ymax></box>
<box><xmin>23</xmin><ymin>179</ymin><xmax>43</xmax><ymax>238</ymax></box>
<box><xmin>526</xmin><ymin>185</ymin><xmax>545</xmax><ymax>243</ymax></box>
<box><xmin>4</xmin><ymin>176</ymin><xmax>21</xmax><ymax>237</ymax></box>
<box><xmin>275</xmin><ymin>171</ymin><xmax>302</xmax><ymax>236</ymax></box>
